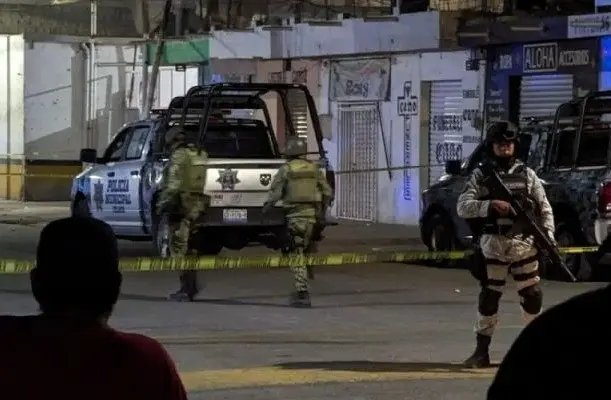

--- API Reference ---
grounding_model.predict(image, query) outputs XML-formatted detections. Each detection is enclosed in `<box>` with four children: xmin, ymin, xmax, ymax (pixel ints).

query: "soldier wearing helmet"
<box><xmin>262</xmin><ymin>136</ymin><xmax>334</xmax><ymax>307</ymax></box>
<box><xmin>456</xmin><ymin>121</ymin><xmax>556</xmax><ymax>368</ymax></box>
<box><xmin>157</xmin><ymin>126</ymin><xmax>209</xmax><ymax>302</ymax></box>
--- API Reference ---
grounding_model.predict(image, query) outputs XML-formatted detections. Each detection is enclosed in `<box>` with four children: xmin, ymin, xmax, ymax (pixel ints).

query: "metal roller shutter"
<box><xmin>429</xmin><ymin>80</ymin><xmax>463</xmax><ymax>186</ymax></box>
<box><xmin>286</xmin><ymin>90</ymin><xmax>309</xmax><ymax>141</ymax></box>
<box><xmin>519</xmin><ymin>74</ymin><xmax>573</xmax><ymax>125</ymax></box>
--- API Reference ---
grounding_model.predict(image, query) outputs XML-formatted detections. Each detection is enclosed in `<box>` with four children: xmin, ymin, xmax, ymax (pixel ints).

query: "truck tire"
<box><xmin>423</xmin><ymin>213</ymin><xmax>456</xmax><ymax>268</ymax></box>
<box><xmin>153</xmin><ymin>213</ymin><xmax>170</xmax><ymax>258</ymax></box>
<box><xmin>552</xmin><ymin>221</ymin><xmax>591</xmax><ymax>282</ymax></box>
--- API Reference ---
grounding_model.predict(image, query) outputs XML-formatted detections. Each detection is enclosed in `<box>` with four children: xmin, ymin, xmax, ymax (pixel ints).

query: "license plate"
<box><xmin>223</xmin><ymin>209</ymin><xmax>247</xmax><ymax>222</ymax></box>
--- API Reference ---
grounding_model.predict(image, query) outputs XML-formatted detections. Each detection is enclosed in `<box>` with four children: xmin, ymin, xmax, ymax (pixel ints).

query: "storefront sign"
<box><xmin>568</xmin><ymin>13</ymin><xmax>611</xmax><ymax>39</ymax></box>
<box><xmin>486</xmin><ymin>39</ymin><xmax>599</xmax><ymax>122</ymax></box>
<box><xmin>492</xmin><ymin>40</ymin><xmax>597</xmax><ymax>75</ymax></box>
<box><xmin>397</xmin><ymin>82</ymin><xmax>418</xmax><ymax>201</ymax></box>
<box><xmin>330</xmin><ymin>58</ymin><xmax>390</xmax><ymax>102</ymax></box>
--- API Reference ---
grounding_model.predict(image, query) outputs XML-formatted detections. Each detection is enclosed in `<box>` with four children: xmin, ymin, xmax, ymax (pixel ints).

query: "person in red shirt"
<box><xmin>0</xmin><ymin>216</ymin><xmax>188</xmax><ymax>400</ymax></box>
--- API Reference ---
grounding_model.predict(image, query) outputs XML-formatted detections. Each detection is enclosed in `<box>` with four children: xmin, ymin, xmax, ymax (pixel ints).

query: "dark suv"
<box><xmin>419</xmin><ymin>91</ymin><xmax>611</xmax><ymax>281</ymax></box>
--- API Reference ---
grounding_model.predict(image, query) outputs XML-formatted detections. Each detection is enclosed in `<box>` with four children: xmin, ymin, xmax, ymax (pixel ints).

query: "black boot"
<box><xmin>168</xmin><ymin>270</ymin><xmax>199</xmax><ymax>302</ymax></box>
<box><xmin>464</xmin><ymin>333</ymin><xmax>492</xmax><ymax>368</ymax></box>
<box><xmin>290</xmin><ymin>291</ymin><xmax>312</xmax><ymax>308</ymax></box>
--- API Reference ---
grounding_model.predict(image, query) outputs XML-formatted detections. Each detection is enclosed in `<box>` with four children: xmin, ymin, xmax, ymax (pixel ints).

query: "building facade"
<box><xmin>323</xmin><ymin>51</ymin><xmax>484</xmax><ymax>225</ymax></box>
<box><xmin>485</xmin><ymin>38</ymin><xmax>600</xmax><ymax>125</ymax></box>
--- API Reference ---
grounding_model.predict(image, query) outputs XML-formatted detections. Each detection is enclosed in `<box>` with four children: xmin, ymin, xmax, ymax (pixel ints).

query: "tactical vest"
<box><xmin>284</xmin><ymin>159</ymin><xmax>321</xmax><ymax>203</ymax></box>
<box><xmin>180</xmin><ymin>147</ymin><xmax>208</xmax><ymax>195</ymax></box>
<box><xmin>476</xmin><ymin>163</ymin><xmax>529</xmax><ymax>234</ymax></box>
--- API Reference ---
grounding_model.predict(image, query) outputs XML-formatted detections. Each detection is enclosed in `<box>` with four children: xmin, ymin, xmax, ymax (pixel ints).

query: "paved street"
<box><xmin>0</xmin><ymin>219</ymin><xmax>605</xmax><ymax>399</ymax></box>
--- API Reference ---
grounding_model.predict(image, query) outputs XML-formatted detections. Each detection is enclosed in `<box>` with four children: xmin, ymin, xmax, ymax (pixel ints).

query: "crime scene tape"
<box><xmin>4</xmin><ymin>163</ymin><xmax>449</xmax><ymax>180</ymax></box>
<box><xmin>0</xmin><ymin>246</ymin><xmax>599</xmax><ymax>274</ymax></box>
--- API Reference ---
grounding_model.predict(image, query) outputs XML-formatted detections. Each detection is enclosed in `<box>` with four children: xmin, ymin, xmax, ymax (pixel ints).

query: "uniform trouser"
<box><xmin>286</xmin><ymin>216</ymin><xmax>316</xmax><ymax>292</ymax></box>
<box><xmin>476</xmin><ymin>235</ymin><xmax>543</xmax><ymax>337</ymax></box>
<box><xmin>170</xmin><ymin>217</ymin><xmax>199</xmax><ymax>294</ymax></box>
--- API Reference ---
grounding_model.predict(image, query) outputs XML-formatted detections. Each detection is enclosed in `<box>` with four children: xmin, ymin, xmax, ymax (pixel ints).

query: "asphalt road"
<box><xmin>0</xmin><ymin>222</ymin><xmax>605</xmax><ymax>399</ymax></box>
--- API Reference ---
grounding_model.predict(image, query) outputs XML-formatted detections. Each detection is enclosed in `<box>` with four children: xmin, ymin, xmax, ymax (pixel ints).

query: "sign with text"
<box><xmin>568</xmin><ymin>13</ymin><xmax>611</xmax><ymax>39</ymax></box>
<box><xmin>330</xmin><ymin>58</ymin><xmax>390</xmax><ymax>102</ymax></box>
<box><xmin>491</xmin><ymin>39</ymin><xmax>597</xmax><ymax>75</ymax></box>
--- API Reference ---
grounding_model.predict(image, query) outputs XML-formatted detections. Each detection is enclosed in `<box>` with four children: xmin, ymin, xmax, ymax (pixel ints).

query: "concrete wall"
<box><xmin>0</xmin><ymin>38</ymin><xmax>199</xmax><ymax>200</ymax></box>
<box><xmin>272</xmin><ymin>12</ymin><xmax>440</xmax><ymax>58</ymax></box>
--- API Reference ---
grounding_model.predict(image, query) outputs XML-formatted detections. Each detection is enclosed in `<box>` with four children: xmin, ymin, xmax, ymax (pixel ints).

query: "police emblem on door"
<box><xmin>216</xmin><ymin>169</ymin><xmax>240</xmax><ymax>191</ymax></box>
<box><xmin>260</xmin><ymin>173</ymin><xmax>272</xmax><ymax>187</ymax></box>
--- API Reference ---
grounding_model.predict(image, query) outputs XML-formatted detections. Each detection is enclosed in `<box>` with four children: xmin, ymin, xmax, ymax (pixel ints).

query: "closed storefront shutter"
<box><xmin>429</xmin><ymin>80</ymin><xmax>463</xmax><ymax>186</ymax></box>
<box><xmin>519</xmin><ymin>74</ymin><xmax>573</xmax><ymax>125</ymax></box>
<box><xmin>286</xmin><ymin>90</ymin><xmax>309</xmax><ymax>141</ymax></box>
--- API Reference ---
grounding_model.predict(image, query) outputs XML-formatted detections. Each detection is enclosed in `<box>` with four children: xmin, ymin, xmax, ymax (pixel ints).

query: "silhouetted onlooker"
<box><xmin>0</xmin><ymin>217</ymin><xmax>188</xmax><ymax>400</ymax></box>
<box><xmin>487</xmin><ymin>284</ymin><xmax>611</xmax><ymax>399</ymax></box>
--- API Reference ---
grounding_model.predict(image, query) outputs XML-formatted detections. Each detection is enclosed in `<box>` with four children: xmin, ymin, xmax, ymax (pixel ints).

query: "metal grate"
<box><xmin>336</xmin><ymin>104</ymin><xmax>378</xmax><ymax>221</ymax></box>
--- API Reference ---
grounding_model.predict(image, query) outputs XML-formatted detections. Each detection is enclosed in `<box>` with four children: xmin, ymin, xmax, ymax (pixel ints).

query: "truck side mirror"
<box><xmin>445</xmin><ymin>160</ymin><xmax>462</xmax><ymax>175</ymax></box>
<box><xmin>79</xmin><ymin>148</ymin><xmax>98</xmax><ymax>163</ymax></box>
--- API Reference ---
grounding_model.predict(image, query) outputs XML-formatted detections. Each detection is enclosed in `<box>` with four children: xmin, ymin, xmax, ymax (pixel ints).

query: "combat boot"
<box><xmin>464</xmin><ymin>333</ymin><xmax>492</xmax><ymax>368</ymax></box>
<box><xmin>168</xmin><ymin>271</ymin><xmax>199</xmax><ymax>302</ymax></box>
<box><xmin>290</xmin><ymin>291</ymin><xmax>312</xmax><ymax>308</ymax></box>
<box><xmin>168</xmin><ymin>290</ymin><xmax>194</xmax><ymax>302</ymax></box>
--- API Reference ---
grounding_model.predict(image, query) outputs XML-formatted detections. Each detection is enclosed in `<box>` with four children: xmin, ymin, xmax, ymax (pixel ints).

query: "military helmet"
<box><xmin>485</xmin><ymin>121</ymin><xmax>519</xmax><ymax>144</ymax></box>
<box><xmin>164</xmin><ymin>126</ymin><xmax>187</xmax><ymax>147</ymax></box>
<box><xmin>284</xmin><ymin>136</ymin><xmax>308</xmax><ymax>157</ymax></box>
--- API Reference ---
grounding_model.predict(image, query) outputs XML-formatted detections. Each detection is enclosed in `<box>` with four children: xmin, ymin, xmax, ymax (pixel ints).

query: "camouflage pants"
<box><xmin>169</xmin><ymin>217</ymin><xmax>193</xmax><ymax>256</ymax></box>
<box><xmin>169</xmin><ymin>196</ymin><xmax>206</xmax><ymax>294</ymax></box>
<box><xmin>287</xmin><ymin>217</ymin><xmax>316</xmax><ymax>292</ymax></box>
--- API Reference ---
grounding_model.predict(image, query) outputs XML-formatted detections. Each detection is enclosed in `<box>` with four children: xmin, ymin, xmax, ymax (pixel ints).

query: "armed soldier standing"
<box><xmin>157</xmin><ymin>126</ymin><xmax>209</xmax><ymax>302</ymax></box>
<box><xmin>263</xmin><ymin>137</ymin><xmax>333</xmax><ymax>308</ymax></box>
<box><xmin>456</xmin><ymin>121</ymin><xmax>555</xmax><ymax>368</ymax></box>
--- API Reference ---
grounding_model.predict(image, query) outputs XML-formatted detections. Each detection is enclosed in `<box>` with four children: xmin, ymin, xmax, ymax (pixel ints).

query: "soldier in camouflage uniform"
<box><xmin>263</xmin><ymin>137</ymin><xmax>334</xmax><ymax>308</ymax></box>
<box><xmin>456</xmin><ymin>121</ymin><xmax>556</xmax><ymax>368</ymax></box>
<box><xmin>157</xmin><ymin>126</ymin><xmax>209</xmax><ymax>302</ymax></box>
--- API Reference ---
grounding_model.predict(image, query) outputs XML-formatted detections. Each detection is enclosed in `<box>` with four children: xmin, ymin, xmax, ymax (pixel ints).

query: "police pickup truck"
<box><xmin>420</xmin><ymin>91</ymin><xmax>611</xmax><ymax>281</ymax></box>
<box><xmin>71</xmin><ymin>83</ymin><xmax>334</xmax><ymax>256</ymax></box>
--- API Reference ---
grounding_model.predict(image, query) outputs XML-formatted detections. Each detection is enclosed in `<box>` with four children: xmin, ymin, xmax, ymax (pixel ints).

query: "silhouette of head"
<box><xmin>31</xmin><ymin>217</ymin><xmax>122</xmax><ymax>319</ymax></box>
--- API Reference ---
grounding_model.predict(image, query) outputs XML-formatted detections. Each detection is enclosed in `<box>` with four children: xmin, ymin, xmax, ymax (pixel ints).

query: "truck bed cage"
<box><xmin>158</xmin><ymin>82</ymin><xmax>325</xmax><ymax>158</ymax></box>
<box><xmin>544</xmin><ymin>91</ymin><xmax>611</xmax><ymax>167</ymax></box>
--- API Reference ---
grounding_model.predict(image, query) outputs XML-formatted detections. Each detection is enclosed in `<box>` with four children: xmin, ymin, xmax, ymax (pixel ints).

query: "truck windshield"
<box><xmin>179</xmin><ymin>122</ymin><xmax>278</xmax><ymax>159</ymax></box>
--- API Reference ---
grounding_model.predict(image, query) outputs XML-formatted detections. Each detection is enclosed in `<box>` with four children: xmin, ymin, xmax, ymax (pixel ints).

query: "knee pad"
<box><xmin>478</xmin><ymin>287</ymin><xmax>502</xmax><ymax>316</ymax></box>
<box><xmin>518</xmin><ymin>285</ymin><xmax>543</xmax><ymax>314</ymax></box>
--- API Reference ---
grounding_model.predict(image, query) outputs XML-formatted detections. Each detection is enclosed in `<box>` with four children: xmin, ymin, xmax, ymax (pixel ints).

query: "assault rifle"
<box><xmin>479</xmin><ymin>163</ymin><xmax>577</xmax><ymax>282</ymax></box>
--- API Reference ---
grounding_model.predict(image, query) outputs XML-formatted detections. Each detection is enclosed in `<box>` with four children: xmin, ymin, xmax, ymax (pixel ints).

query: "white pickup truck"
<box><xmin>70</xmin><ymin>83</ymin><xmax>335</xmax><ymax>256</ymax></box>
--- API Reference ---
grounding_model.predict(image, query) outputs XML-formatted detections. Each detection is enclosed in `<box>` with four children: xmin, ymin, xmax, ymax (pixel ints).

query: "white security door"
<box><xmin>429</xmin><ymin>80</ymin><xmax>463</xmax><ymax>186</ymax></box>
<box><xmin>336</xmin><ymin>104</ymin><xmax>378</xmax><ymax>221</ymax></box>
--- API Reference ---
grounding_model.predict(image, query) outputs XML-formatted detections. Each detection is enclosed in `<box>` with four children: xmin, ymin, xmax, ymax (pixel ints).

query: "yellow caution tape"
<box><xmin>0</xmin><ymin>246</ymin><xmax>599</xmax><ymax>274</ymax></box>
<box><xmin>0</xmin><ymin>163</ymin><xmax>449</xmax><ymax>180</ymax></box>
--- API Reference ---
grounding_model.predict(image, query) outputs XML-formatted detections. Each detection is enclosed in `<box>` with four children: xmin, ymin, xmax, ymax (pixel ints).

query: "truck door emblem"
<box><xmin>93</xmin><ymin>179</ymin><xmax>104</xmax><ymax>211</ymax></box>
<box><xmin>217</xmin><ymin>169</ymin><xmax>240</xmax><ymax>191</ymax></box>
<box><xmin>259</xmin><ymin>173</ymin><xmax>272</xmax><ymax>186</ymax></box>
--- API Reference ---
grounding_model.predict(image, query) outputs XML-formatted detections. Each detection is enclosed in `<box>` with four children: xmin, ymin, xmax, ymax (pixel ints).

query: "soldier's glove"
<box><xmin>490</xmin><ymin>200</ymin><xmax>513</xmax><ymax>216</ymax></box>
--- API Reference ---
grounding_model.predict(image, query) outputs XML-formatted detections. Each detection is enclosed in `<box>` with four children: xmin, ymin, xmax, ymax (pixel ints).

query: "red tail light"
<box><xmin>598</xmin><ymin>182</ymin><xmax>611</xmax><ymax>213</ymax></box>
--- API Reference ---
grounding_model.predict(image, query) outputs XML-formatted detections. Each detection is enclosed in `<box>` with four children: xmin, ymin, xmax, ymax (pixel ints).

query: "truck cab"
<box><xmin>71</xmin><ymin>82</ymin><xmax>335</xmax><ymax>255</ymax></box>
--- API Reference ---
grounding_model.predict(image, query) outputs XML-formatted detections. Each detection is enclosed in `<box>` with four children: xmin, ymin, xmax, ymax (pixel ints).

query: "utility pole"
<box><xmin>144</xmin><ymin>0</ymin><xmax>173</xmax><ymax>117</ymax></box>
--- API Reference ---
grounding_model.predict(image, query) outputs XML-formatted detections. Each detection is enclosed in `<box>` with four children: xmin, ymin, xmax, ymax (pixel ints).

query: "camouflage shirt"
<box><xmin>157</xmin><ymin>144</ymin><xmax>208</xmax><ymax>213</ymax></box>
<box><xmin>456</xmin><ymin>160</ymin><xmax>555</xmax><ymax>235</ymax></box>
<box><xmin>266</xmin><ymin>158</ymin><xmax>334</xmax><ymax>218</ymax></box>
